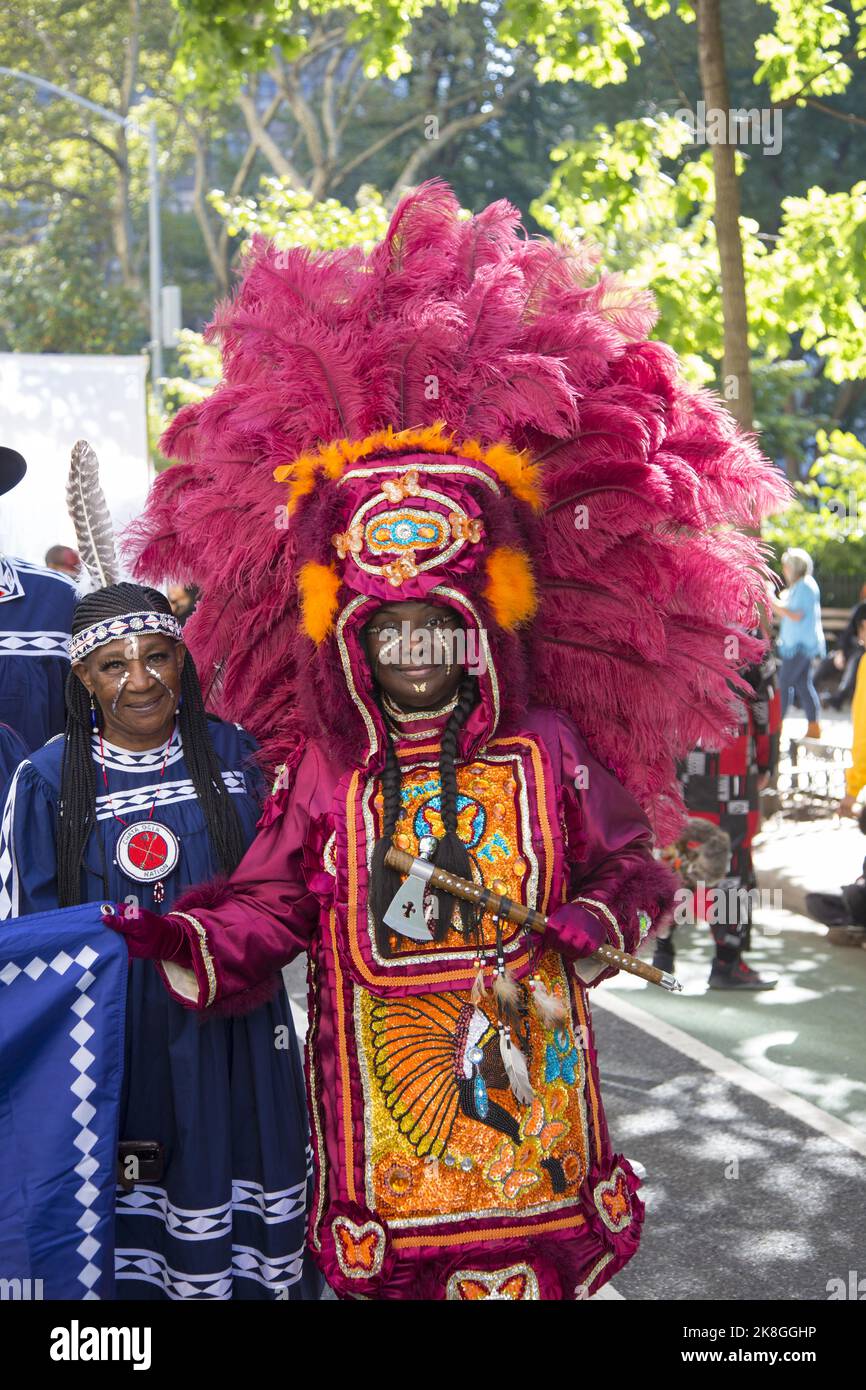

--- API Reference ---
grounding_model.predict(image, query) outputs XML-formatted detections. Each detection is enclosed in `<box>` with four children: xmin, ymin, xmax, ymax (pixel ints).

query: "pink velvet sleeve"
<box><xmin>156</xmin><ymin>744</ymin><xmax>333</xmax><ymax>1011</ymax></box>
<box><xmin>542</xmin><ymin>712</ymin><xmax>677</xmax><ymax>980</ymax></box>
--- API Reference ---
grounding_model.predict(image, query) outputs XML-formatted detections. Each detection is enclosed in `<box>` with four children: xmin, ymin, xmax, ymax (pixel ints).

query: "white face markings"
<box><xmin>110</xmin><ymin>670</ymin><xmax>130</xmax><ymax>713</ymax></box>
<box><xmin>145</xmin><ymin>664</ymin><xmax>176</xmax><ymax>704</ymax></box>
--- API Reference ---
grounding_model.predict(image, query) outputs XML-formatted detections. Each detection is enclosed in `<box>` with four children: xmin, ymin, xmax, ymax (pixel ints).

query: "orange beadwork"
<box><xmin>332</xmin><ymin>1215</ymin><xmax>387</xmax><ymax>1278</ymax></box>
<box><xmin>446</xmin><ymin>1264</ymin><xmax>541</xmax><ymax>1300</ymax></box>
<box><xmin>594</xmin><ymin>1166</ymin><xmax>633</xmax><ymax>1234</ymax></box>
<box><xmin>274</xmin><ymin>420</ymin><xmax>542</xmax><ymax>512</ymax></box>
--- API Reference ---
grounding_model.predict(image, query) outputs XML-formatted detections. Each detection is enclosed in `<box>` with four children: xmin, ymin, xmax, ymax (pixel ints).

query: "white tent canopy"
<box><xmin>0</xmin><ymin>352</ymin><xmax>151</xmax><ymax>569</ymax></box>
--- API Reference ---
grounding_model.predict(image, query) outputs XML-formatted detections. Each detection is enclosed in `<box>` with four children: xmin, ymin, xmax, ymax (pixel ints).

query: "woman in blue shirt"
<box><xmin>771</xmin><ymin>548</ymin><xmax>825</xmax><ymax>738</ymax></box>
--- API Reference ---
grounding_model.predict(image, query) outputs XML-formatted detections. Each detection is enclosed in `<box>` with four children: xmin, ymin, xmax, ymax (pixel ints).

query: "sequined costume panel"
<box><xmin>355</xmin><ymin>959</ymin><xmax>590</xmax><ymax>1228</ymax></box>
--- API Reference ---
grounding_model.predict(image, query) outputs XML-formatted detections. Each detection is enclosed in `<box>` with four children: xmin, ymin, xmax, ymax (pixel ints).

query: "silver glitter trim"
<box><xmin>577</xmin><ymin>1251</ymin><xmax>614</xmax><ymax>1298</ymax></box>
<box><xmin>446</xmin><ymin>1263</ymin><xmax>541</xmax><ymax>1300</ymax></box>
<box><xmin>383</xmin><ymin>693</ymin><xmax>459</xmax><ymax>723</ymax></box>
<box><xmin>338</xmin><ymin>462</ymin><xmax>502</xmax><ymax>496</ymax></box>
<box><xmin>335</xmin><ymin>594</ymin><xmax>379</xmax><ymax>762</ymax></box>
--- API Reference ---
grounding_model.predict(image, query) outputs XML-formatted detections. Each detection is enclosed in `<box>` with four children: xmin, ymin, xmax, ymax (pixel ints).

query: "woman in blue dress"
<box><xmin>0</xmin><ymin>582</ymin><xmax>319</xmax><ymax>1301</ymax></box>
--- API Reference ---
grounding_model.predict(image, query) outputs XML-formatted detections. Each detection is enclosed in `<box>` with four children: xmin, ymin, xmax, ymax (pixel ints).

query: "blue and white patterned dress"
<box><xmin>0</xmin><ymin>556</ymin><xmax>75</xmax><ymax>752</ymax></box>
<box><xmin>0</xmin><ymin>717</ymin><xmax>320</xmax><ymax>1300</ymax></box>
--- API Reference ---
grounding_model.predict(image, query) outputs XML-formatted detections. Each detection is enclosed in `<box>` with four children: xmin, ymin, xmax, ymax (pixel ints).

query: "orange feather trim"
<box><xmin>273</xmin><ymin>421</ymin><xmax>542</xmax><ymax>513</ymax></box>
<box><xmin>298</xmin><ymin>562</ymin><xmax>341</xmax><ymax>644</ymax></box>
<box><xmin>483</xmin><ymin>547</ymin><xmax>537</xmax><ymax>630</ymax></box>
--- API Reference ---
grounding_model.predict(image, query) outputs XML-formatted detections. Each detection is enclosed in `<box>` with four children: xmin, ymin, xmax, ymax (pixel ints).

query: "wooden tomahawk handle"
<box><xmin>384</xmin><ymin>845</ymin><xmax>681</xmax><ymax>992</ymax></box>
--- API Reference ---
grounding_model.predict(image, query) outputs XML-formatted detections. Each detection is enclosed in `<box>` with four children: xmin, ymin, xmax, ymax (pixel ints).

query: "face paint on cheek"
<box><xmin>110</xmin><ymin>671</ymin><xmax>130</xmax><ymax>714</ymax></box>
<box><xmin>145</xmin><ymin>664</ymin><xmax>177</xmax><ymax>705</ymax></box>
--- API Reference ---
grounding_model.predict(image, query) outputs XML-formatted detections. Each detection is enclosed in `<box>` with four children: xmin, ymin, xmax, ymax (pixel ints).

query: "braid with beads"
<box><xmin>431</xmin><ymin>675</ymin><xmax>478</xmax><ymax>939</ymax></box>
<box><xmin>57</xmin><ymin>583</ymin><xmax>247</xmax><ymax>908</ymax></box>
<box><xmin>369</xmin><ymin>726</ymin><xmax>404</xmax><ymax>956</ymax></box>
<box><xmin>369</xmin><ymin>674</ymin><xmax>478</xmax><ymax>952</ymax></box>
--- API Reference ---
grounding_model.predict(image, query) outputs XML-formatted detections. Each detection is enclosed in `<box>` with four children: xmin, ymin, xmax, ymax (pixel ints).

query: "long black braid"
<box><xmin>57</xmin><ymin>583</ymin><xmax>247</xmax><ymax>908</ymax></box>
<box><xmin>369</xmin><ymin>674</ymin><xmax>479</xmax><ymax>954</ymax></box>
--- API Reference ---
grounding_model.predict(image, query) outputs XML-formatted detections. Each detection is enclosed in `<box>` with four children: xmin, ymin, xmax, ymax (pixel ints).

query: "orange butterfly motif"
<box><xmin>331</xmin><ymin>523</ymin><xmax>364</xmax><ymax>559</ymax></box>
<box><xmin>485</xmin><ymin>1138</ymin><xmax>542</xmax><ymax>1199</ymax></box>
<box><xmin>521</xmin><ymin>1096</ymin><xmax>569</xmax><ymax>1154</ymax></box>
<box><xmin>600</xmin><ymin>1174</ymin><xmax>630</xmax><ymax>1224</ymax></box>
<box><xmin>453</xmin><ymin>1273</ymin><xmax>529</xmax><ymax>1300</ymax></box>
<box><xmin>334</xmin><ymin>1223</ymin><xmax>380</xmax><ymax>1273</ymax></box>
<box><xmin>448</xmin><ymin>511</ymin><xmax>482</xmax><ymax>543</ymax></box>
<box><xmin>381</xmin><ymin>469</ymin><xmax>420</xmax><ymax>503</ymax></box>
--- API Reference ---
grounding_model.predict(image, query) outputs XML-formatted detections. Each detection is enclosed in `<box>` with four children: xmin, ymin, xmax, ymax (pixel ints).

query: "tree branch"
<box><xmin>334</xmin><ymin>53</ymin><xmax>368</xmax><ymax>140</ymax></box>
<box><xmin>387</xmin><ymin>74</ymin><xmax>533</xmax><ymax>202</ymax></box>
<box><xmin>236</xmin><ymin>87</ymin><xmax>308</xmax><ymax>187</ymax></box>
<box><xmin>334</xmin><ymin>81</ymin><xmax>497</xmax><ymax>184</ymax></box>
<box><xmin>275</xmin><ymin>59</ymin><xmax>327</xmax><ymax>195</ymax></box>
<box><xmin>48</xmin><ymin>130</ymin><xmax>124</xmax><ymax>168</ymax></box>
<box><xmin>797</xmin><ymin>96</ymin><xmax>866</xmax><ymax>127</ymax></box>
<box><xmin>776</xmin><ymin>43</ymin><xmax>866</xmax><ymax>109</ymax></box>
<box><xmin>321</xmin><ymin>46</ymin><xmax>342</xmax><ymax>163</ymax></box>
<box><xmin>190</xmin><ymin>124</ymin><xmax>230</xmax><ymax>294</ymax></box>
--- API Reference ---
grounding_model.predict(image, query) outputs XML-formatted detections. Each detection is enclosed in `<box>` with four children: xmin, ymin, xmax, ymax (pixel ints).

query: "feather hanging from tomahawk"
<box><xmin>66</xmin><ymin>439</ymin><xmax>119</xmax><ymax>588</ymax></box>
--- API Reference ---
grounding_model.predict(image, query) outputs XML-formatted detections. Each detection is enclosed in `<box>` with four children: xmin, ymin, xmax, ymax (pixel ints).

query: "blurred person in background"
<box><xmin>819</xmin><ymin>585</ymin><xmax>866</xmax><ymax>711</ymax></box>
<box><xmin>839</xmin><ymin>603</ymin><xmax>866</xmax><ymax>824</ymax></box>
<box><xmin>654</xmin><ymin>644</ymin><xmax>781</xmax><ymax>990</ymax></box>
<box><xmin>770</xmin><ymin>547</ymin><xmax>825</xmax><ymax>739</ymax></box>
<box><xmin>0</xmin><ymin>447</ymin><xmax>76</xmax><ymax>751</ymax></box>
<box><xmin>45</xmin><ymin>544</ymin><xmax>81</xmax><ymax>579</ymax></box>
<box><xmin>167</xmin><ymin>583</ymin><xmax>200</xmax><ymax>625</ymax></box>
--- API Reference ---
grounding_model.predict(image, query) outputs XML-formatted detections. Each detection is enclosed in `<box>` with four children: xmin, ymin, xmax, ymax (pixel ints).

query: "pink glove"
<box><xmin>101</xmin><ymin>904</ymin><xmax>190</xmax><ymax>963</ymax></box>
<box><xmin>544</xmin><ymin>900</ymin><xmax>609</xmax><ymax>961</ymax></box>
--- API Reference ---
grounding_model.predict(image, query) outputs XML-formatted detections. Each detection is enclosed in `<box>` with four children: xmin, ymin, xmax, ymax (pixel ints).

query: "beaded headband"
<box><xmin>69</xmin><ymin>611</ymin><xmax>183</xmax><ymax>663</ymax></box>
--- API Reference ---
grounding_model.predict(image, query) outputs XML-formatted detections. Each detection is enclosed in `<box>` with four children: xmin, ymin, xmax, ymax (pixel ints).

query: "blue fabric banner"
<box><xmin>0</xmin><ymin>904</ymin><xmax>126</xmax><ymax>1300</ymax></box>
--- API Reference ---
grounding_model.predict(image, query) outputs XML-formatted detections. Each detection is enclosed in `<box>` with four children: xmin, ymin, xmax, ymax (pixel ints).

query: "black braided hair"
<box><xmin>432</xmin><ymin>675</ymin><xmax>479</xmax><ymax>939</ymax></box>
<box><xmin>57</xmin><ymin>582</ymin><xmax>247</xmax><ymax>908</ymax></box>
<box><xmin>369</xmin><ymin>674</ymin><xmax>478</xmax><ymax>953</ymax></box>
<box><xmin>369</xmin><ymin>725</ymin><xmax>404</xmax><ymax>956</ymax></box>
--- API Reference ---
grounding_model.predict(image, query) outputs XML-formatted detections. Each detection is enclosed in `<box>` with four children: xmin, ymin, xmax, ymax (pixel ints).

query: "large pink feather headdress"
<box><xmin>128</xmin><ymin>179</ymin><xmax>789</xmax><ymax>841</ymax></box>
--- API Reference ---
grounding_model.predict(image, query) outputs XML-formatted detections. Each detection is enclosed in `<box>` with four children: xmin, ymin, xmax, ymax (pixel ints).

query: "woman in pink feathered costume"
<box><xmin>110</xmin><ymin>182</ymin><xmax>788</xmax><ymax>1300</ymax></box>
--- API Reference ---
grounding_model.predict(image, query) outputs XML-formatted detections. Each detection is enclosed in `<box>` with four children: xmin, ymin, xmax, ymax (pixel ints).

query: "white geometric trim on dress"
<box><xmin>115</xmin><ymin>1179</ymin><xmax>306</xmax><ymax>1239</ymax></box>
<box><xmin>92</xmin><ymin>730</ymin><xmax>183</xmax><ymax>773</ymax></box>
<box><xmin>232</xmin><ymin>1178</ymin><xmax>307</xmax><ymax>1225</ymax></box>
<box><xmin>94</xmin><ymin>772</ymin><xmax>247</xmax><ymax>822</ymax></box>
<box><xmin>10</xmin><ymin>556</ymin><xmax>78</xmax><ymax>590</ymax></box>
<box><xmin>0</xmin><ymin>761</ymin><xmax>26</xmax><ymax>920</ymax></box>
<box><xmin>114</xmin><ymin>1243</ymin><xmax>306</xmax><ymax>1299</ymax></box>
<box><xmin>116</xmin><ymin>1189</ymin><xmax>233</xmax><ymax>1242</ymax></box>
<box><xmin>0</xmin><ymin>941</ymin><xmax>106</xmax><ymax>1299</ymax></box>
<box><xmin>0</xmin><ymin>556</ymin><xmax>25</xmax><ymax>603</ymax></box>
<box><xmin>0</xmin><ymin>630</ymin><xmax>71</xmax><ymax>657</ymax></box>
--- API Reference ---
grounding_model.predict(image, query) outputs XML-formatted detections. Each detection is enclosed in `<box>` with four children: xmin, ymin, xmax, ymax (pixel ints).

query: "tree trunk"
<box><xmin>236</xmin><ymin>90</ymin><xmax>308</xmax><ymax>189</ymax></box>
<box><xmin>112</xmin><ymin>125</ymin><xmax>139</xmax><ymax>290</ymax></box>
<box><xmin>696</xmin><ymin>0</ymin><xmax>754</xmax><ymax>430</ymax></box>
<box><xmin>191</xmin><ymin>129</ymin><xmax>230</xmax><ymax>295</ymax></box>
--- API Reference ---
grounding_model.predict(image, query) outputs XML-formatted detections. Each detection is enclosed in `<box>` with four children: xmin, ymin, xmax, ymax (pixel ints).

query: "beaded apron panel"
<box><xmin>352</xmin><ymin>756</ymin><xmax>590</xmax><ymax>1229</ymax></box>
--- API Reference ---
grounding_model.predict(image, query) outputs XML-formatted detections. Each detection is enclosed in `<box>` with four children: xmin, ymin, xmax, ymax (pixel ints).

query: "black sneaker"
<box><xmin>708</xmin><ymin>958</ymin><xmax>777</xmax><ymax>990</ymax></box>
<box><xmin>652</xmin><ymin>942</ymin><xmax>675</xmax><ymax>973</ymax></box>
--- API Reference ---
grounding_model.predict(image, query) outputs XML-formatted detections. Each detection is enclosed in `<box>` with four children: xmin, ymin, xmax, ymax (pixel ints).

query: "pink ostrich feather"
<box><xmin>127</xmin><ymin>178</ymin><xmax>791</xmax><ymax>836</ymax></box>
